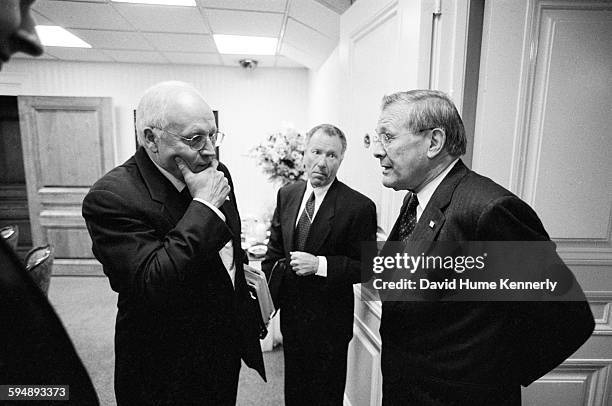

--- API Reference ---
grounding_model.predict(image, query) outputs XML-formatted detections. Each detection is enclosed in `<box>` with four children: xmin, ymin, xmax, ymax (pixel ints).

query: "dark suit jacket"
<box><xmin>262</xmin><ymin>179</ymin><xmax>377</xmax><ymax>345</ymax></box>
<box><xmin>380</xmin><ymin>160</ymin><xmax>594</xmax><ymax>405</ymax></box>
<box><xmin>82</xmin><ymin>147</ymin><xmax>264</xmax><ymax>405</ymax></box>
<box><xmin>0</xmin><ymin>239</ymin><xmax>99</xmax><ymax>405</ymax></box>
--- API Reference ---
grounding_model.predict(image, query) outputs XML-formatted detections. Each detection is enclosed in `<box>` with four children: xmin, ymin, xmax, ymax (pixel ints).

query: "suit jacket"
<box><xmin>0</xmin><ymin>239</ymin><xmax>99</xmax><ymax>405</ymax></box>
<box><xmin>380</xmin><ymin>160</ymin><xmax>594</xmax><ymax>405</ymax></box>
<box><xmin>82</xmin><ymin>147</ymin><xmax>265</xmax><ymax>405</ymax></box>
<box><xmin>262</xmin><ymin>179</ymin><xmax>377</xmax><ymax>345</ymax></box>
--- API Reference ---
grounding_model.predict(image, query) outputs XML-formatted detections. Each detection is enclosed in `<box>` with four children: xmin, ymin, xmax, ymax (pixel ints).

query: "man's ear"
<box><xmin>427</xmin><ymin>128</ymin><xmax>446</xmax><ymax>158</ymax></box>
<box><xmin>143</xmin><ymin>128</ymin><xmax>158</xmax><ymax>152</ymax></box>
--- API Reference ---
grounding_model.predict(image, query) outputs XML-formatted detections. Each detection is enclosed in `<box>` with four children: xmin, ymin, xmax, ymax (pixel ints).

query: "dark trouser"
<box><xmin>115</xmin><ymin>349</ymin><xmax>241</xmax><ymax>406</ymax></box>
<box><xmin>381</xmin><ymin>345</ymin><xmax>520</xmax><ymax>406</ymax></box>
<box><xmin>283</xmin><ymin>339</ymin><xmax>349</xmax><ymax>406</ymax></box>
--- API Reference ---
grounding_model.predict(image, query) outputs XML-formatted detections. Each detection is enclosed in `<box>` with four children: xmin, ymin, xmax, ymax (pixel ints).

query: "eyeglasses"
<box><xmin>366</xmin><ymin>127</ymin><xmax>438</xmax><ymax>149</ymax></box>
<box><xmin>154</xmin><ymin>127</ymin><xmax>226</xmax><ymax>150</ymax></box>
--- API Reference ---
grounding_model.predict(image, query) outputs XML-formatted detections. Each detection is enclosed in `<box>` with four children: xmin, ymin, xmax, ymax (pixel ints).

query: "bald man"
<box><xmin>82</xmin><ymin>81</ymin><xmax>265</xmax><ymax>405</ymax></box>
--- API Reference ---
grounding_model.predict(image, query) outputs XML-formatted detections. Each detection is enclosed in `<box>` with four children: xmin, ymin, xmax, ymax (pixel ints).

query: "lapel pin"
<box><xmin>429</xmin><ymin>220</ymin><xmax>435</xmax><ymax>229</ymax></box>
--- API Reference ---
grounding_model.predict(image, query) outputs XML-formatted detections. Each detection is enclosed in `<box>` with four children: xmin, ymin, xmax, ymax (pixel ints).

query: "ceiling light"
<box><xmin>213</xmin><ymin>35</ymin><xmax>277</xmax><ymax>55</ymax></box>
<box><xmin>111</xmin><ymin>0</ymin><xmax>196</xmax><ymax>5</ymax></box>
<box><xmin>35</xmin><ymin>26</ymin><xmax>91</xmax><ymax>48</ymax></box>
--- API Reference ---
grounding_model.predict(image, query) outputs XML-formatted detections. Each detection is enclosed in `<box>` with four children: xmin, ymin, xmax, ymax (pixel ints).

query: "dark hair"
<box><xmin>381</xmin><ymin>90</ymin><xmax>466</xmax><ymax>156</ymax></box>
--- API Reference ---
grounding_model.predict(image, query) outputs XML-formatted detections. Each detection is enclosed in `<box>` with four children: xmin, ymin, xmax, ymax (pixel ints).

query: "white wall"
<box><xmin>308</xmin><ymin>46</ymin><xmax>341</xmax><ymax>127</ymax></box>
<box><xmin>1</xmin><ymin>60</ymin><xmax>309</xmax><ymax>218</ymax></box>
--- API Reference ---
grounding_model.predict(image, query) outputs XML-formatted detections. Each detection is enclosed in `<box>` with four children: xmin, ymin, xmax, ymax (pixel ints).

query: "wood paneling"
<box><xmin>475</xmin><ymin>1</ymin><xmax>612</xmax><ymax>404</ymax></box>
<box><xmin>18</xmin><ymin>96</ymin><xmax>114</xmax><ymax>276</ymax></box>
<box><xmin>0</xmin><ymin>96</ymin><xmax>31</xmax><ymax>257</ymax></box>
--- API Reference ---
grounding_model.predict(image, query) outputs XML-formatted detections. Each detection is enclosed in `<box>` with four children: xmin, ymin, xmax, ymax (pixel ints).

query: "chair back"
<box><xmin>25</xmin><ymin>244</ymin><xmax>54</xmax><ymax>295</ymax></box>
<box><xmin>0</xmin><ymin>225</ymin><xmax>19</xmax><ymax>251</ymax></box>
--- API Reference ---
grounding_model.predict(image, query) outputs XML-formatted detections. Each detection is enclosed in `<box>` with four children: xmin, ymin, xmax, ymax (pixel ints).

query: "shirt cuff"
<box><xmin>315</xmin><ymin>256</ymin><xmax>327</xmax><ymax>277</ymax></box>
<box><xmin>193</xmin><ymin>198</ymin><xmax>226</xmax><ymax>222</ymax></box>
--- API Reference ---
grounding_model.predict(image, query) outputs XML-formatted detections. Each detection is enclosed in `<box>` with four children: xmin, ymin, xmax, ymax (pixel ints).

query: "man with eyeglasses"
<box><xmin>82</xmin><ymin>81</ymin><xmax>265</xmax><ymax>405</ymax></box>
<box><xmin>371</xmin><ymin>90</ymin><xmax>593</xmax><ymax>405</ymax></box>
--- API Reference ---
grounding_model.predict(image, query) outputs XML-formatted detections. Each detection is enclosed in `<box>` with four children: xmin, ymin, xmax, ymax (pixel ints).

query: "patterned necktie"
<box><xmin>294</xmin><ymin>192</ymin><xmax>315</xmax><ymax>251</ymax></box>
<box><xmin>397</xmin><ymin>193</ymin><xmax>419</xmax><ymax>241</ymax></box>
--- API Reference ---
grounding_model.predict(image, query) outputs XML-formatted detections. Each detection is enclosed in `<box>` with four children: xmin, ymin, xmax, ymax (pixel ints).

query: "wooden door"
<box><xmin>18</xmin><ymin>96</ymin><xmax>114</xmax><ymax>276</ymax></box>
<box><xmin>0</xmin><ymin>96</ymin><xmax>31</xmax><ymax>258</ymax></box>
<box><xmin>474</xmin><ymin>1</ymin><xmax>612</xmax><ymax>404</ymax></box>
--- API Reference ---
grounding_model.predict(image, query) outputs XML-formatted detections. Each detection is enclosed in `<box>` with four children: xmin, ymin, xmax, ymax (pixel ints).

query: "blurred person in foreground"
<box><xmin>0</xmin><ymin>1</ymin><xmax>99</xmax><ymax>404</ymax></box>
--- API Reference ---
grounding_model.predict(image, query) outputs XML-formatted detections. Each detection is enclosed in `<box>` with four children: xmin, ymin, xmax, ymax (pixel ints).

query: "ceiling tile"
<box><xmin>312</xmin><ymin>0</ymin><xmax>352</xmax><ymax>15</ymax></box>
<box><xmin>163</xmin><ymin>52</ymin><xmax>222</xmax><ymax>65</ymax></box>
<box><xmin>71</xmin><ymin>29</ymin><xmax>154</xmax><ymax>50</ymax></box>
<box><xmin>143</xmin><ymin>33</ymin><xmax>216</xmax><ymax>53</ymax></box>
<box><xmin>198</xmin><ymin>0</ymin><xmax>286</xmax><ymax>13</ymax></box>
<box><xmin>220</xmin><ymin>54</ymin><xmax>276</xmax><ymax>67</ymax></box>
<box><xmin>32</xmin><ymin>10</ymin><xmax>55</xmax><ymax>25</ymax></box>
<box><xmin>275</xmin><ymin>55</ymin><xmax>306</xmax><ymax>68</ymax></box>
<box><xmin>206</xmin><ymin>9</ymin><xmax>283</xmax><ymax>37</ymax></box>
<box><xmin>114</xmin><ymin>3</ymin><xmax>209</xmax><ymax>34</ymax></box>
<box><xmin>283</xmin><ymin>18</ymin><xmax>335</xmax><ymax>57</ymax></box>
<box><xmin>33</xmin><ymin>0</ymin><xmax>134</xmax><ymax>31</ymax></box>
<box><xmin>45</xmin><ymin>47</ymin><xmax>114</xmax><ymax>62</ymax></box>
<box><xmin>289</xmin><ymin>0</ymin><xmax>339</xmax><ymax>39</ymax></box>
<box><xmin>103</xmin><ymin>50</ymin><xmax>168</xmax><ymax>64</ymax></box>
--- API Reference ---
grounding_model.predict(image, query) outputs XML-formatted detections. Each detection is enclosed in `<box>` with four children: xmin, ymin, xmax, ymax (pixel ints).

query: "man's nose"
<box><xmin>14</xmin><ymin>14</ymin><xmax>44</xmax><ymax>57</ymax></box>
<box><xmin>372</xmin><ymin>141</ymin><xmax>386</xmax><ymax>159</ymax></box>
<box><xmin>199</xmin><ymin>137</ymin><xmax>216</xmax><ymax>156</ymax></box>
<box><xmin>316</xmin><ymin>156</ymin><xmax>328</xmax><ymax>168</ymax></box>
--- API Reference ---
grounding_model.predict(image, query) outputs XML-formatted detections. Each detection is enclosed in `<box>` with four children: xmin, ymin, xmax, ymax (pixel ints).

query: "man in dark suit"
<box><xmin>0</xmin><ymin>3</ymin><xmax>99</xmax><ymax>404</ymax></box>
<box><xmin>263</xmin><ymin>124</ymin><xmax>377</xmax><ymax>405</ymax></box>
<box><xmin>371</xmin><ymin>90</ymin><xmax>594</xmax><ymax>405</ymax></box>
<box><xmin>82</xmin><ymin>81</ymin><xmax>265</xmax><ymax>405</ymax></box>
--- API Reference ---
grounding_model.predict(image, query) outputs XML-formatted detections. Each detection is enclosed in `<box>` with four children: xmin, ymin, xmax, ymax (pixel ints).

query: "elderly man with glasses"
<box><xmin>82</xmin><ymin>81</ymin><xmax>265</xmax><ymax>405</ymax></box>
<box><xmin>370</xmin><ymin>90</ymin><xmax>593</xmax><ymax>406</ymax></box>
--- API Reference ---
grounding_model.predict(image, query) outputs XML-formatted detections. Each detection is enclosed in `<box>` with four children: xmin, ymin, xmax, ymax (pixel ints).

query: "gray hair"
<box><xmin>135</xmin><ymin>81</ymin><xmax>203</xmax><ymax>146</ymax></box>
<box><xmin>381</xmin><ymin>90</ymin><xmax>466</xmax><ymax>156</ymax></box>
<box><xmin>305</xmin><ymin>124</ymin><xmax>347</xmax><ymax>154</ymax></box>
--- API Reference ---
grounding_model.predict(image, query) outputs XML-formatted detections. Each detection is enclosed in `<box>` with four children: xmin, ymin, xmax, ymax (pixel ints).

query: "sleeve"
<box><xmin>476</xmin><ymin>195</ymin><xmax>594</xmax><ymax>386</ymax></box>
<box><xmin>475</xmin><ymin>195</ymin><xmax>549</xmax><ymax>241</ymax></box>
<box><xmin>82</xmin><ymin>188</ymin><xmax>232</xmax><ymax>308</ymax></box>
<box><xmin>261</xmin><ymin>189</ymin><xmax>285</xmax><ymax>279</ymax></box>
<box><xmin>325</xmin><ymin>199</ymin><xmax>378</xmax><ymax>287</ymax></box>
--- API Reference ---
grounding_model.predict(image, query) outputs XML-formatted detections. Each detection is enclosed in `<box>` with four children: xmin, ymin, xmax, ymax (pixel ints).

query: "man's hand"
<box><xmin>175</xmin><ymin>157</ymin><xmax>230</xmax><ymax>207</ymax></box>
<box><xmin>289</xmin><ymin>251</ymin><xmax>319</xmax><ymax>276</ymax></box>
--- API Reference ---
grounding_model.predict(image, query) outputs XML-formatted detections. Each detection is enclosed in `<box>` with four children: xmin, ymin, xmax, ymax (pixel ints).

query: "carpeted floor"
<box><xmin>48</xmin><ymin>276</ymin><xmax>284</xmax><ymax>406</ymax></box>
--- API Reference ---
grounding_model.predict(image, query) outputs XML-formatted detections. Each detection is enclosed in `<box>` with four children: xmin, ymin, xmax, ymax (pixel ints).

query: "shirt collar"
<box><xmin>152</xmin><ymin>160</ymin><xmax>186</xmax><ymax>192</ymax></box>
<box><xmin>306</xmin><ymin>178</ymin><xmax>334</xmax><ymax>200</ymax></box>
<box><xmin>416</xmin><ymin>158</ymin><xmax>459</xmax><ymax>212</ymax></box>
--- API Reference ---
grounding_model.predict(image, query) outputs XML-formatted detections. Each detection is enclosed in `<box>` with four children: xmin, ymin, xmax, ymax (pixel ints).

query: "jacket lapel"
<box><xmin>409</xmin><ymin>160</ymin><xmax>470</xmax><ymax>246</ymax></box>
<box><xmin>134</xmin><ymin>147</ymin><xmax>188</xmax><ymax>226</ymax></box>
<box><xmin>304</xmin><ymin>179</ymin><xmax>337</xmax><ymax>254</ymax></box>
<box><xmin>282</xmin><ymin>181</ymin><xmax>306</xmax><ymax>254</ymax></box>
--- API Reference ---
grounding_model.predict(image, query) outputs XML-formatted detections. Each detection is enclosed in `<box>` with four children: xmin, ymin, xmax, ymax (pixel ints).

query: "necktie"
<box><xmin>294</xmin><ymin>192</ymin><xmax>315</xmax><ymax>251</ymax></box>
<box><xmin>397</xmin><ymin>193</ymin><xmax>419</xmax><ymax>241</ymax></box>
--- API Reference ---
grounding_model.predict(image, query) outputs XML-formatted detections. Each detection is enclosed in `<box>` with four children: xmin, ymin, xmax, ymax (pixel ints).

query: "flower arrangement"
<box><xmin>250</xmin><ymin>128</ymin><xmax>306</xmax><ymax>185</ymax></box>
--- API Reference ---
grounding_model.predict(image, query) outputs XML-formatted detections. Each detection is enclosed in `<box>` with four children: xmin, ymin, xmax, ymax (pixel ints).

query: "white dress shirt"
<box><xmin>152</xmin><ymin>162</ymin><xmax>235</xmax><ymax>286</ymax></box>
<box><xmin>414</xmin><ymin>159</ymin><xmax>459</xmax><ymax>222</ymax></box>
<box><xmin>294</xmin><ymin>180</ymin><xmax>333</xmax><ymax>277</ymax></box>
